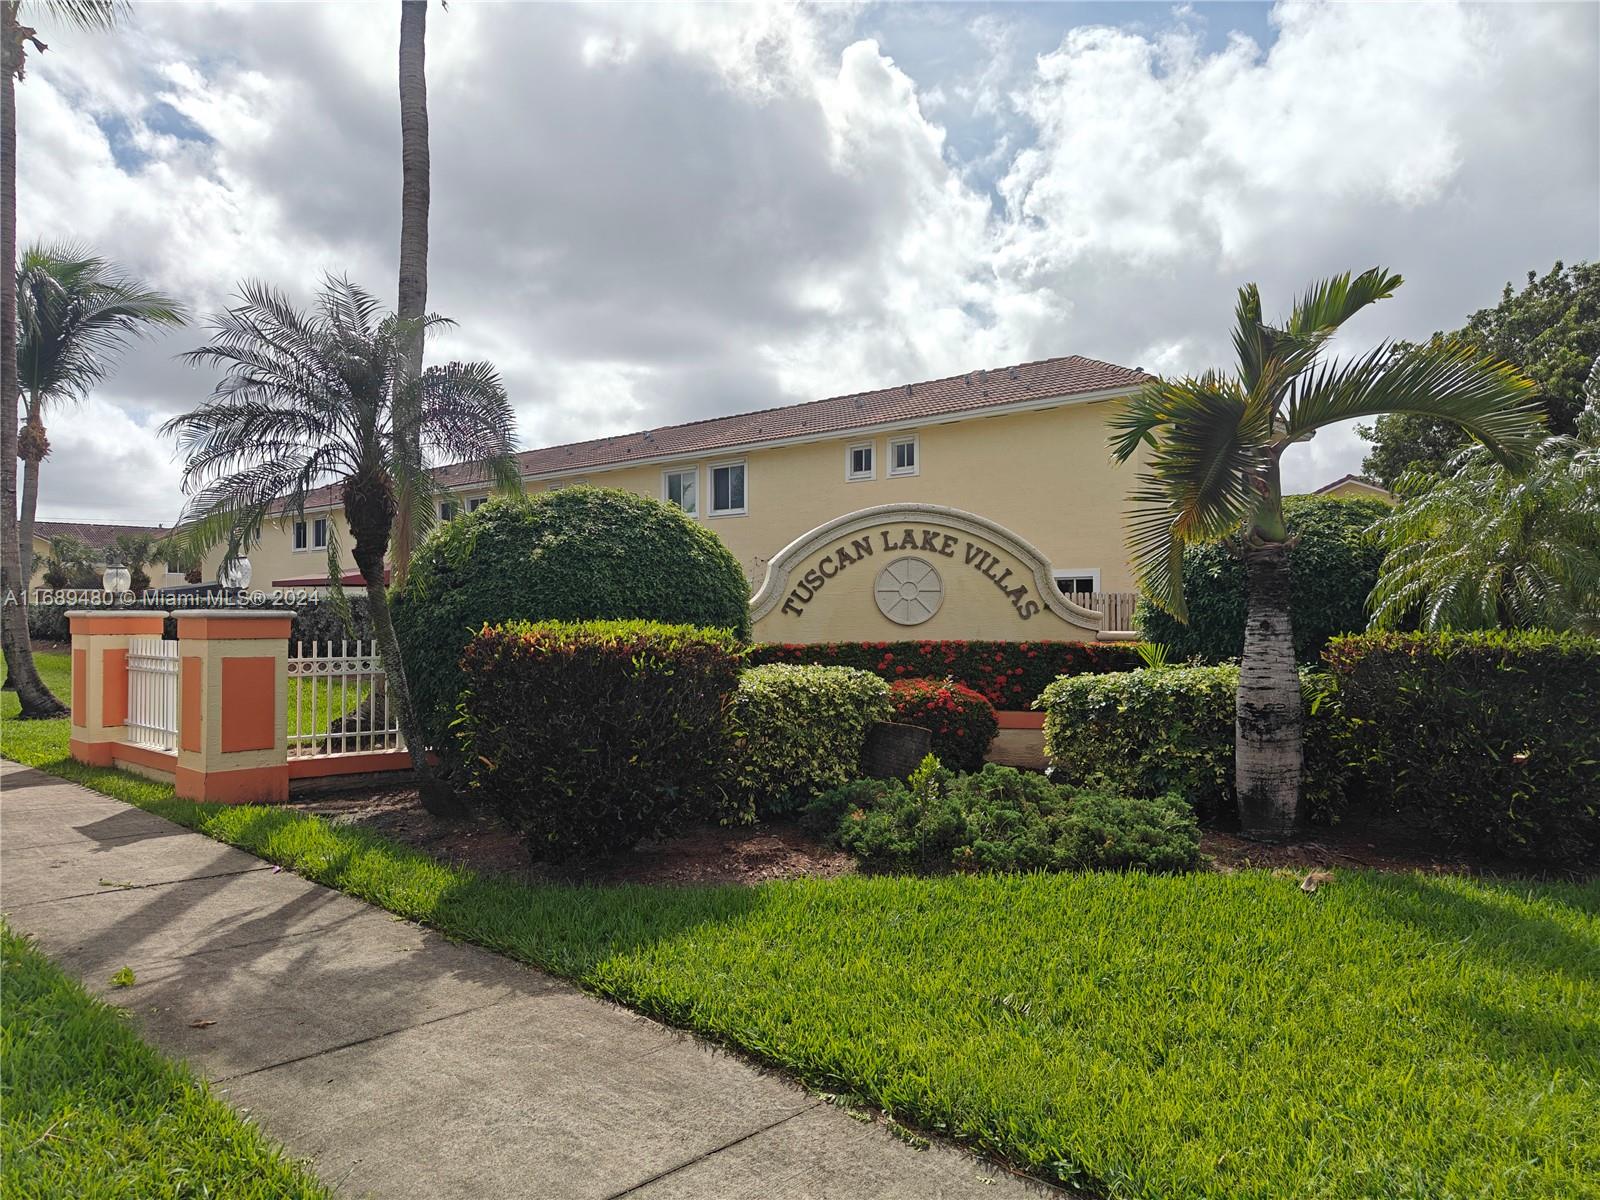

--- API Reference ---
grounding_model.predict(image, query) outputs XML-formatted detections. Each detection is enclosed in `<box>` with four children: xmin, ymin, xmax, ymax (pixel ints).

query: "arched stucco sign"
<box><xmin>749</xmin><ymin>503</ymin><xmax>1104</xmax><ymax>644</ymax></box>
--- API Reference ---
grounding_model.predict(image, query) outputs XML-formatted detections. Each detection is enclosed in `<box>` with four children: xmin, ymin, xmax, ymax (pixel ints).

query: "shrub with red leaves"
<box><xmin>889</xmin><ymin>677</ymin><xmax>998</xmax><ymax>772</ymax></box>
<box><xmin>748</xmin><ymin>639</ymin><xmax>1143</xmax><ymax>708</ymax></box>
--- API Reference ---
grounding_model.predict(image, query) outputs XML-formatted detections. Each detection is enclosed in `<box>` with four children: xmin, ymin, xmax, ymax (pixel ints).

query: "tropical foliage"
<box><xmin>1369</xmin><ymin>367</ymin><xmax>1600</xmax><ymax>633</ymax></box>
<box><xmin>1135</xmin><ymin>495</ymin><xmax>1389</xmax><ymax>663</ymax></box>
<box><xmin>162</xmin><ymin>276</ymin><xmax>518</xmax><ymax>806</ymax></box>
<box><xmin>14</xmin><ymin>243</ymin><xmax>185</xmax><ymax>579</ymax></box>
<box><xmin>1109</xmin><ymin>267</ymin><xmax>1543</xmax><ymax>836</ymax></box>
<box><xmin>1361</xmin><ymin>260</ymin><xmax>1600</xmax><ymax>485</ymax></box>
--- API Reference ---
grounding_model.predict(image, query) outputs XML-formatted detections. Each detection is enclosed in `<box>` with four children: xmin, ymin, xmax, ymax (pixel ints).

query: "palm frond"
<box><xmin>1283</xmin><ymin>338</ymin><xmax>1544</xmax><ymax>465</ymax></box>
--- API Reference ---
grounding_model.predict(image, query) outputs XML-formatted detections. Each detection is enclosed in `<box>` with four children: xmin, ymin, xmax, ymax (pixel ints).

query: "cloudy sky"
<box><xmin>19</xmin><ymin>0</ymin><xmax>1600</xmax><ymax>526</ymax></box>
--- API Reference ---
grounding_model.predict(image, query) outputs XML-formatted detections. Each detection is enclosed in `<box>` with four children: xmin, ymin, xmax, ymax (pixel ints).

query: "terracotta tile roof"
<box><xmin>297</xmin><ymin>353</ymin><xmax>1146</xmax><ymax>509</ymax></box>
<box><xmin>31</xmin><ymin>520</ymin><xmax>170</xmax><ymax>549</ymax></box>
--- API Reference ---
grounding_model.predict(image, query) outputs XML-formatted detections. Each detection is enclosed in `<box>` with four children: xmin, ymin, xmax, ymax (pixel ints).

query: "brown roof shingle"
<box><xmin>32</xmin><ymin>520</ymin><xmax>170</xmax><ymax>549</ymax></box>
<box><xmin>299</xmin><ymin>352</ymin><xmax>1146</xmax><ymax>508</ymax></box>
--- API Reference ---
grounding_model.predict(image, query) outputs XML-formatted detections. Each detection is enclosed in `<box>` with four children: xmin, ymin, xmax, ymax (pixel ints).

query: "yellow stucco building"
<box><xmin>210</xmin><ymin>354</ymin><xmax>1151</xmax><ymax>641</ymax></box>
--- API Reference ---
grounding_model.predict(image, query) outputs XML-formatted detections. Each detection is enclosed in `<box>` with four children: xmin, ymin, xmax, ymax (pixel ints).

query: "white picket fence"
<box><xmin>287</xmin><ymin>640</ymin><xmax>404</xmax><ymax>758</ymax></box>
<box><xmin>125</xmin><ymin>635</ymin><xmax>179</xmax><ymax>751</ymax></box>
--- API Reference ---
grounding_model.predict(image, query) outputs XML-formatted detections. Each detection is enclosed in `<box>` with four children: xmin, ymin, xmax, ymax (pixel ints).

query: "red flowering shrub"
<box><xmin>889</xmin><ymin>678</ymin><xmax>998</xmax><ymax>772</ymax></box>
<box><xmin>748</xmin><ymin>640</ymin><xmax>1143</xmax><ymax>708</ymax></box>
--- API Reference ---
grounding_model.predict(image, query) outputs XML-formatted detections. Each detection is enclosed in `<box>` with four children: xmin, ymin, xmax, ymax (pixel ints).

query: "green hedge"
<box><xmin>749</xmin><ymin>639</ymin><xmax>1144</xmax><ymax>708</ymax></box>
<box><xmin>1325</xmin><ymin>631</ymin><xmax>1600</xmax><ymax>864</ymax></box>
<box><xmin>1039</xmin><ymin>665</ymin><xmax>1346</xmax><ymax>825</ymax></box>
<box><xmin>1135</xmin><ymin>496</ymin><xmax>1389</xmax><ymax>664</ymax></box>
<box><xmin>457</xmin><ymin>620</ymin><xmax>742</xmax><ymax>859</ymax></box>
<box><xmin>810</xmin><ymin>758</ymin><xmax>1200</xmax><ymax>874</ymax></box>
<box><xmin>725</xmin><ymin>664</ymin><xmax>891</xmax><ymax>822</ymax></box>
<box><xmin>888</xmin><ymin>678</ymin><xmax>998</xmax><ymax>773</ymax></box>
<box><xmin>394</xmin><ymin>490</ymin><xmax>750</xmax><ymax>758</ymax></box>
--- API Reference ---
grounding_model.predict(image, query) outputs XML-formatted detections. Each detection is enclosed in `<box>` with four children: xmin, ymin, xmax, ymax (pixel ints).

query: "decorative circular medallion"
<box><xmin>875</xmin><ymin>556</ymin><xmax>944</xmax><ymax>625</ymax></box>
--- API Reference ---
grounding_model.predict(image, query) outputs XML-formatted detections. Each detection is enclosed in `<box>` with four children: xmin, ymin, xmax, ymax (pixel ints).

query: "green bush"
<box><xmin>888</xmin><ymin>678</ymin><xmax>998</xmax><ymax>772</ymax></box>
<box><xmin>1135</xmin><ymin>496</ymin><xmax>1389</xmax><ymax>664</ymax></box>
<box><xmin>1325</xmin><ymin>631</ymin><xmax>1600</xmax><ymax>864</ymax></box>
<box><xmin>394</xmin><ymin>489</ymin><xmax>750</xmax><ymax>758</ymax></box>
<box><xmin>810</xmin><ymin>758</ymin><xmax>1200</xmax><ymax>874</ymax></box>
<box><xmin>1039</xmin><ymin>665</ymin><xmax>1346</xmax><ymax>825</ymax></box>
<box><xmin>456</xmin><ymin>619</ymin><xmax>742</xmax><ymax>859</ymax></box>
<box><xmin>748</xmin><ymin>639</ymin><xmax>1144</xmax><ymax>708</ymax></box>
<box><xmin>724</xmin><ymin>664</ymin><xmax>892</xmax><ymax>821</ymax></box>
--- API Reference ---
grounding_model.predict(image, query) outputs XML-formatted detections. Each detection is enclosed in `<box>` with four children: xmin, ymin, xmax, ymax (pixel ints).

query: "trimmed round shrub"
<box><xmin>725</xmin><ymin>664</ymin><xmax>892</xmax><ymax>822</ymax></box>
<box><xmin>393</xmin><ymin>489</ymin><xmax>751</xmax><ymax>756</ymax></box>
<box><xmin>1039</xmin><ymin>665</ymin><xmax>1347</xmax><ymax>826</ymax></box>
<box><xmin>1326</xmin><ymin>630</ymin><xmax>1600</xmax><ymax>864</ymax></box>
<box><xmin>888</xmin><ymin>678</ymin><xmax>998</xmax><ymax>773</ymax></box>
<box><xmin>1135</xmin><ymin>496</ymin><xmax>1389</xmax><ymax>664</ymax></box>
<box><xmin>456</xmin><ymin>619</ymin><xmax>742</xmax><ymax>860</ymax></box>
<box><xmin>810</xmin><ymin>758</ymin><xmax>1200</xmax><ymax>874</ymax></box>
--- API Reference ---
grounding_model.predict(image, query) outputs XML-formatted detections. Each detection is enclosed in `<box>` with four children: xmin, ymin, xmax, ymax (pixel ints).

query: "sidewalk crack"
<box><xmin>600</xmin><ymin>1103</ymin><xmax>821</xmax><ymax>1199</ymax></box>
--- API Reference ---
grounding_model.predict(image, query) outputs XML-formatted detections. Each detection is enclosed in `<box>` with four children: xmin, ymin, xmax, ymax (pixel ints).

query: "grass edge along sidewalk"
<box><xmin>1</xmin><ymin>921</ymin><xmax>332</xmax><ymax>1199</ymax></box>
<box><xmin>4</xmin><ymin>656</ymin><xmax>1599</xmax><ymax>1200</ymax></box>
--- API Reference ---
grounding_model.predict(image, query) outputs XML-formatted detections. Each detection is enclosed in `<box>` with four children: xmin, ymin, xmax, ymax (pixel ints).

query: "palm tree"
<box><xmin>391</xmin><ymin>0</ymin><xmax>430</xmax><ymax>587</ymax></box>
<box><xmin>40</xmin><ymin>531</ymin><xmax>96</xmax><ymax>589</ymax></box>
<box><xmin>163</xmin><ymin>276</ymin><xmax>518</xmax><ymax>814</ymax></box>
<box><xmin>1109</xmin><ymin>269</ymin><xmax>1545</xmax><ymax>838</ymax></box>
<box><xmin>3</xmin><ymin>0</ymin><xmax>127</xmax><ymax>718</ymax></box>
<box><xmin>16</xmin><ymin>243</ymin><xmax>186</xmax><ymax>580</ymax></box>
<box><xmin>106</xmin><ymin>530</ymin><xmax>160</xmax><ymax>594</ymax></box>
<box><xmin>1369</xmin><ymin>361</ymin><xmax>1600</xmax><ymax>634</ymax></box>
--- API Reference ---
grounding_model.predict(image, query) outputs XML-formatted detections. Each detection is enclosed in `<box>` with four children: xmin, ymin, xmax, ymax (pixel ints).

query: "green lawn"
<box><xmin>4</xmin><ymin>650</ymin><xmax>1598</xmax><ymax>1198</ymax></box>
<box><xmin>0</xmin><ymin>922</ymin><xmax>330</xmax><ymax>1199</ymax></box>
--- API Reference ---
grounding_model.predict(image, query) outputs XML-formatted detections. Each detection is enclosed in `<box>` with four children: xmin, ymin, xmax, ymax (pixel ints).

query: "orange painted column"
<box><xmin>173</xmin><ymin>610</ymin><xmax>293</xmax><ymax>804</ymax></box>
<box><xmin>67</xmin><ymin>610</ymin><xmax>168</xmax><ymax>767</ymax></box>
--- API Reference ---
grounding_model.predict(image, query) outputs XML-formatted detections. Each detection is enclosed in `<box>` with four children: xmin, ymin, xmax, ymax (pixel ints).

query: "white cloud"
<box><xmin>17</xmin><ymin>0</ymin><xmax>1599</xmax><ymax>524</ymax></box>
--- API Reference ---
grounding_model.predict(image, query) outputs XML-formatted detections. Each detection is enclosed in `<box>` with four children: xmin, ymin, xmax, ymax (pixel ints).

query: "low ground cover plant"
<box><xmin>810</xmin><ymin>757</ymin><xmax>1200</xmax><ymax>874</ymax></box>
<box><xmin>4</xmin><ymin>667</ymin><xmax>1596</xmax><ymax>1200</ymax></box>
<box><xmin>724</xmin><ymin>663</ymin><xmax>891</xmax><ymax>821</ymax></box>
<box><xmin>457</xmin><ymin>619</ymin><xmax>741</xmax><ymax>858</ymax></box>
<box><xmin>1</xmin><ymin>922</ymin><xmax>329</xmax><ymax>1198</ymax></box>
<box><xmin>749</xmin><ymin>638</ymin><xmax>1142</xmax><ymax>708</ymax></box>
<box><xmin>1040</xmin><ymin>664</ymin><xmax>1346</xmax><ymax>824</ymax></box>
<box><xmin>887</xmin><ymin>677</ymin><xmax>998</xmax><ymax>772</ymax></box>
<box><xmin>394</xmin><ymin>488</ymin><xmax>750</xmax><ymax>763</ymax></box>
<box><xmin>1327</xmin><ymin>630</ymin><xmax>1600</xmax><ymax>863</ymax></box>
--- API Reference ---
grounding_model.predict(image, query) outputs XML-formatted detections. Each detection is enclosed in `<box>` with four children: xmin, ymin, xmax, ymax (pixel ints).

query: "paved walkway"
<box><xmin>0</xmin><ymin>762</ymin><xmax>1053</xmax><ymax>1199</ymax></box>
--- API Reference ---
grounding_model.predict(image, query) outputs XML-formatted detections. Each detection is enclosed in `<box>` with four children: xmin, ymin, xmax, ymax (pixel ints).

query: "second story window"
<box><xmin>312</xmin><ymin>518</ymin><xmax>329</xmax><ymax>549</ymax></box>
<box><xmin>888</xmin><ymin>434</ymin><xmax>919</xmax><ymax>476</ymax></box>
<box><xmin>665</xmin><ymin>468</ymin><xmax>697</xmax><ymax>515</ymax></box>
<box><xmin>847</xmin><ymin>443</ymin><xmax>875</xmax><ymax>481</ymax></box>
<box><xmin>293</xmin><ymin>520</ymin><xmax>308</xmax><ymax>551</ymax></box>
<box><xmin>468</xmin><ymin>497</ymin><xmax>487</xmax><ymax>512</ymax></box>
<box><xmin>710</xmin><ymin>461</ymin><xmax>746</xmax><ymax>516</ymax></box>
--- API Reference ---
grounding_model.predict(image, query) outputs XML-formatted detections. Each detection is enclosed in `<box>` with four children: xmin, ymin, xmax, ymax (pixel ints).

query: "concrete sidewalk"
<box><xmin>0</xmin><ymin>762</ymin><xmax>1053</xmax><ymax>1199</ymax></box>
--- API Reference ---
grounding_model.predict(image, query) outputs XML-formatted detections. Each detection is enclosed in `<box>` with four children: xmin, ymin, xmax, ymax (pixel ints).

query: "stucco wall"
<box><xmin>218</xmin><ymin>396</ymin><xmax>1145</xmax><ymax>605</ymax></box>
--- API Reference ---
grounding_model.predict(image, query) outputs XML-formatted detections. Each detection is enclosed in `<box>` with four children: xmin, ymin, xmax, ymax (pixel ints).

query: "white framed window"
<box><xmin>846</xmin><ymin>442</ymin><xmax>875</xmax><ymax>481</ymax></box>
<box><xmin>888</xmin><ymin>434</ymin><xmax>919</xmax><ymax>477</ymax></box>
<box><xmin>663</xmin><ymin>467</ymin><xmax>698</xmax><ymax>515</ymax></box>
<box><xmin>1053</xmin><ymin>569</ymin><xmax>1101</xmax><ymax>596</ymax></box>
<box><xmin>292</xmin><ymin>520</ymin><xmax>308</xmax><ymax>552</ymax></box>
<box><xmin>468</xmin><ymin>496</ymin><xmax>488</xmax><ymax>512</ymax></box>
<box><xmin>547</xmin><ymin>477</ymin><xmax>588</xmax><ymax>491</ymax></box>
<box><xmin>311</xmin><ymin>518</ymin><xmax>329</xmax><ymax>549</ymax></box>
<box><xmin>709</xmin><ymin>460</ymin><xmax>747</xmax><ymax>516</ymax></box>
<box><xmin>439</xmin><ymin>499</ymin><xmax>459</xmax><ymax>521</ymax></box>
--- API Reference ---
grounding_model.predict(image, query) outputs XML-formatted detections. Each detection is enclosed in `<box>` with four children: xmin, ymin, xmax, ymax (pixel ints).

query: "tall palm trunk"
<box><xmin>343</xmin><ymin>472</ymin><xmax>459</xmax><ymax>816</ymax></box>
<box><xmin>391</xmin><ymin>0</ymin><xmax>429</xmax><ymax>587</ymax></box>
<box><xmin>1235</xmin><ymin>539</ymin><xmax>1302</xmax><ymax>838</ymax></box>
<box><xmin>17</xmin><ymin>399</ymin><xmax>44</xmax><ymax>583</ymax></box>
<box><xmin>0</xmin><ymin>7</ymin><xmax>65</xmax><ymax>717</ymax></box>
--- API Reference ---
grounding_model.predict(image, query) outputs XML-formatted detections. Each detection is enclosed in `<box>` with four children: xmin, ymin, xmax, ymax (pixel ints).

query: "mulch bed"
<box><xmin>287</xmin><ymin>785</ymin><xmax>1548</xmax><ymax>886</ymax></box>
